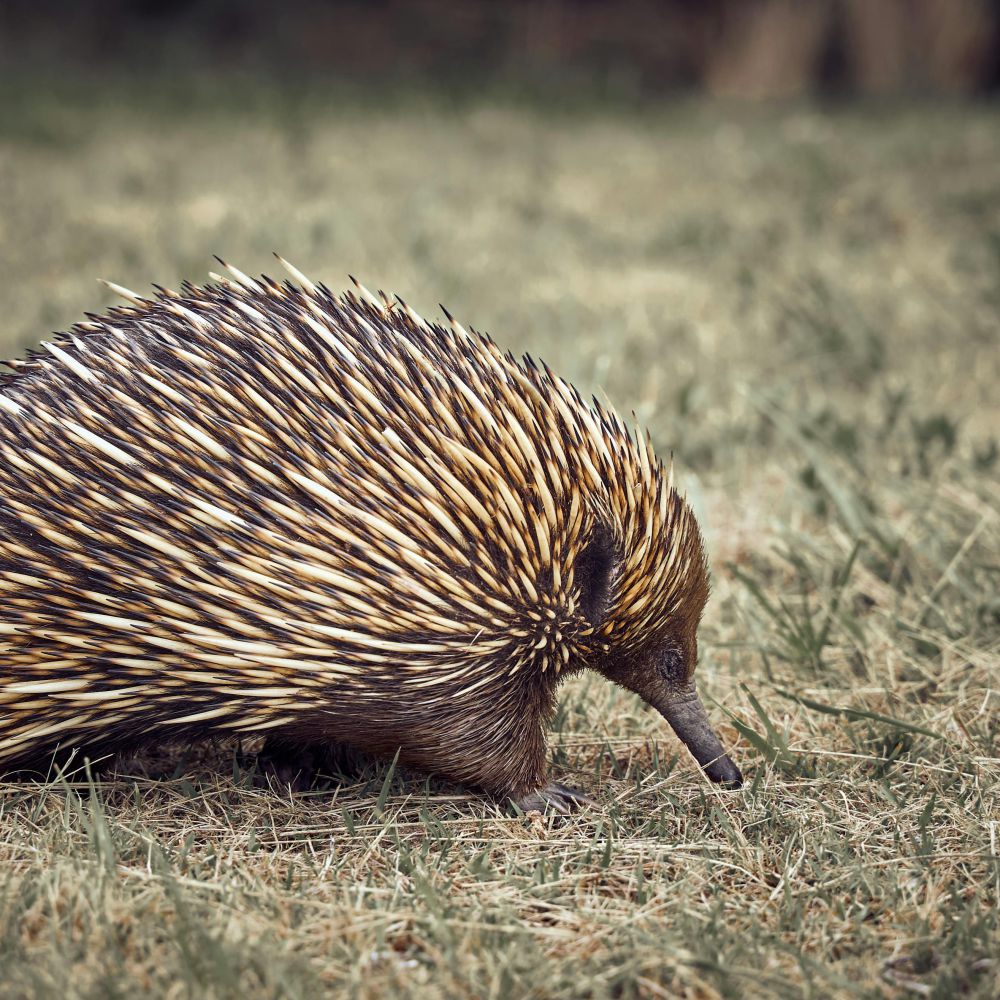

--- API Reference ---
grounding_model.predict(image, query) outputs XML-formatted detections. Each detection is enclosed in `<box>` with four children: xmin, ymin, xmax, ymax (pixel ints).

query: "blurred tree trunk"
<box><xmin>844</xmin><ymin>0</ymin><xmax>998</xmax><ymax>95</ymax></box>
<box><xmin>703</xmin><ymin>0</ymin><xmax>834</xmax><ymax>99</ymax></box>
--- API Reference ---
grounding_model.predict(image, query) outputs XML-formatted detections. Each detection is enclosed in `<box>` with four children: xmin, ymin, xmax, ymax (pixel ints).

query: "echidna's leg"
<box><xmin>475</xmin><ymin>712</ymin><xmax>592</xmax><ymax>814</ymax></box>
<box><xmin>255</xmin><ymin>737</ymin><xmax>368</xmax><ymax>792</ymax></box>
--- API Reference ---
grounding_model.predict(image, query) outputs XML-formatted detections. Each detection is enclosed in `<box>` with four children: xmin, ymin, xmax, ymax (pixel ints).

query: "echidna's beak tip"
<box><xmin>704</xmin><ymin>754</ymin><xmax>743</xmax><ymax>788</ymax></box>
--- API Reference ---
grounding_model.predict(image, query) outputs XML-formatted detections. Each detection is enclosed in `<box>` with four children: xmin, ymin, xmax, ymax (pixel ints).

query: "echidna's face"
<box><xmin>577</xmin><ymin>505</ymin><xmax>742</xmax><ymax>787</ymax></box>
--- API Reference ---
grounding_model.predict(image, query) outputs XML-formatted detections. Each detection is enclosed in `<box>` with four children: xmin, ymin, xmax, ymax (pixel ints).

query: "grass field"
<box><xmin>0</xmin><ymin>79</ymin><xmax>998</xmax><ymax>998</ymax></box>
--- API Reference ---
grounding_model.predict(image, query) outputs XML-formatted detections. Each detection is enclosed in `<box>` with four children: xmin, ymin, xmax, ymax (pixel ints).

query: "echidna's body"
<box><xmin>0</xmin><ymin>262</ymin><xmax>741</xmax><ymax>808</ymax></box>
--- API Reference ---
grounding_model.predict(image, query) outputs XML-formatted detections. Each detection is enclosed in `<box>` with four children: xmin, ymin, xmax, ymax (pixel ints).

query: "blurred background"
<box><xmin>2</xmin><ymin>0</ymin><xmax>999</xmax><ymax>98</ymax></box>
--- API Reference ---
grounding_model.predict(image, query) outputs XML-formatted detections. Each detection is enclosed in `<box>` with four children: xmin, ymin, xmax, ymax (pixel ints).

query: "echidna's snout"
<box><xmin>658</xmin><ymin>684</ymin><xmax>743</xmax><ymax>788</ymax></box>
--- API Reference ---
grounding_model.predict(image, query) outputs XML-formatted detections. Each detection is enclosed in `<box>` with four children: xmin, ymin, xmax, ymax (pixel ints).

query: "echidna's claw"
<box><xmin>514</xmin><ymin>781</ymin><xmax>593</xmax><ymax>815</ymax></box>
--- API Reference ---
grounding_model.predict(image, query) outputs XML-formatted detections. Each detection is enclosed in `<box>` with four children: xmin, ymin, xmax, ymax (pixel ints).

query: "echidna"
<box><xmin>0</xmin><ymin>259</ymin><xmax>742</xmax><ymax>811</ymax></box>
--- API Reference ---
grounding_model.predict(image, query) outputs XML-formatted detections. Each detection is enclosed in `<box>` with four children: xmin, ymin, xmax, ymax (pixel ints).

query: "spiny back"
<box><xmin>0</xmin><ymin>268</ymin><xmax>706</xmax><ymax>767</ymax></box>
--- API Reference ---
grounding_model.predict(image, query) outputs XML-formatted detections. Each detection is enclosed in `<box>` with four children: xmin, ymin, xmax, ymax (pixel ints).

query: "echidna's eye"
<box><xmin>656</xmin><ymin>645</ymin><xmax>686</xmax><ymax>683</ymax></box>
<box><xmin>576</xmin><ymin>524</ymin><xmax>616</xmax><ymax>628</ymax></box>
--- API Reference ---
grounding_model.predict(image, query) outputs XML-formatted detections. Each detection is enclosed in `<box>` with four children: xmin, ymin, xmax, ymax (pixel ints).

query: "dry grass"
<box><xmin>0</xmin><ymin>77</ymin><xmax>997</xmax><ymax>998</ymax></box>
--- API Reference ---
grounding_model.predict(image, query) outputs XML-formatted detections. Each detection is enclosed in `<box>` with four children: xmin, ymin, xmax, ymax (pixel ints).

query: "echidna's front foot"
<box><xmin>255</xmin><ymin>739</ymin><xmax>365</xmax><ymax>792</ymax></box>
<box><xmin>514</xmin><ymin>781</ymin><xmax>593</xmax><ymax>815</ymax></box>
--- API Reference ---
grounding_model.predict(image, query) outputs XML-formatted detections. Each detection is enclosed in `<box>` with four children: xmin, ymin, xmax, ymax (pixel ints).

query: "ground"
<box><xmin>0</xmin><ymin>79</ymin><xmax>997</xmax><ymax>998</ymax></box>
